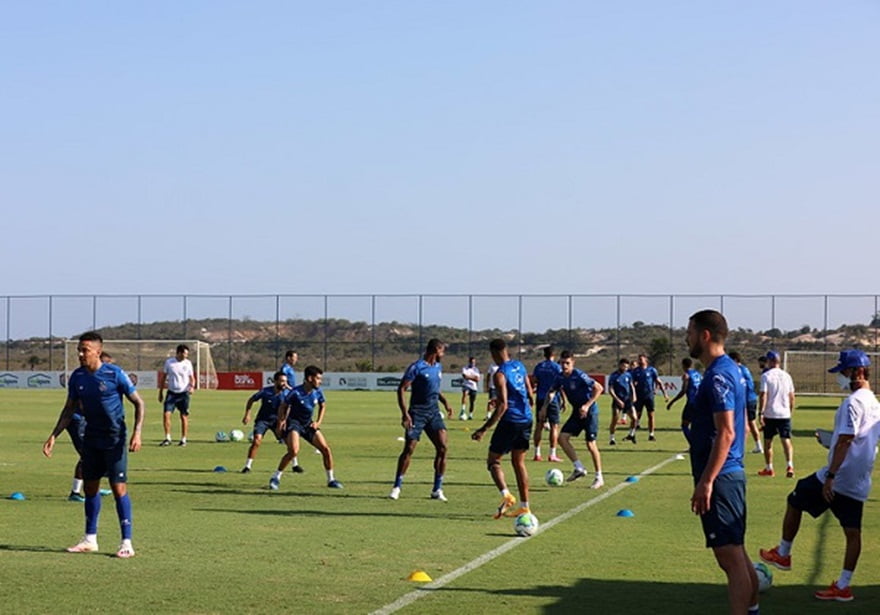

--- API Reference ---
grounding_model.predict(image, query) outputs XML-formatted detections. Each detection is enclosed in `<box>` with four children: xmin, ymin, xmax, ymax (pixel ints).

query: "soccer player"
<box><xmin>240</xmin><ymin>371</ymin><xmax>288</xmax><ymax>473</ymax></box>
<box><xmin>485</xmin><ymin>361</ymin><xmax>499</xmax><ymax>419</ymax></box>
<box><xmin>666</xmin><ymin>357</ymin><xmax>702</xmax><ymax>441</ymax></box>
<box><xmin>268</xmin><ymin>366</ymin><xmax>342</xmax><ymax>490</ymax></box>
<box><xmin>685</xmin><ymin>310</ymin><xmax>757</xmax><ymax>614</ymax></box>
<box><xmin>729</xmin><ymin>351</ymin><xmax>763</xmax><ymax>454</ymax></box>
<box><xmin>471</xmin><ymin>338</ymin><xmax>535</xmax><ymax>519</ymax></box>
<box><xmin>760</xmin><ymin>350</ymin><xmax>880</xmax><ymax>602</ymax></box>
<box><xmin>541</xmin><ymin>350</ymin><xmax>605</xmax><ymax>489</ymax></box>
<box><xmin>459</xmin><ymin>356</ymin><xmax>481</xmax><ymax>420</ymax></box>
<box><xmin>758</xmin><ymin>350</ymin><xmax>796</xmax><ymax>478</ymax></box>
<box><xmin>158</xmin><ymin>344</ymin><xmax>195</xmax><ymax>446</ymax></box>
<box><xmin>278</xmin><ymin>350</ymin><xmax>303</xmax><ymax>472</ymax></box>
<box><xmin>532</xmin><ymin>346</ymin><xmax>563</xmax><ymax>461</ymax></box>
<box><xmin>389</xmin><ymin>338</ymin><xmax>453</xmax><ymax>501</ymax></box>
<box><xmin>42</xmin><ymin>331</ymin><xmax>145</xmax><ymax>559</ymax></box>
<box><xmin>631</xmin><ymin>353</ymin><xmax>670</xmax><ymax>441</ymax></box>
<box><xmin>608</xmin><ymin>358</ymin><xmax>636</xmax><ymax>446</ymax></box>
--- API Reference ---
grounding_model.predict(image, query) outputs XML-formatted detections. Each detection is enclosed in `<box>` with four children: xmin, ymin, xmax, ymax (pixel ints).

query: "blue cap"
<box><xmin>829</xmin><ymin>350</ymin><xmax>871</xmax><ymax>373</ymax></box>
<box><xmin>765</xmin><ymin>350</ymin><xmax>781</xmax><ymax>362</ymax></box>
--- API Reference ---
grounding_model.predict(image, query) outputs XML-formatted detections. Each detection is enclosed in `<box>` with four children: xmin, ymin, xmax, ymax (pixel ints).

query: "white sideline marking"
<box><xmin>370</xmin><ymin>452</ymin><xmax>685</xmax><ymax>615</ymax></box>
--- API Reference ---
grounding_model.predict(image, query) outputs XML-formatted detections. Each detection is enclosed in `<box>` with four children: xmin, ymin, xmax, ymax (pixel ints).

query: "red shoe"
<box><xmin>532</xmin><ymin>454</ymin><xmax>543</xmax><ymax>462</ymax></box>
<box><xmin>759</xmin><ymin>546</ymin><xmax>791</xmax><ymax>571</ymax></box>
<box><xmin>757</xmin><ymin>468</ymin><xmax>775</xmax><ymax>477</ymax></box>
<box><xmin>786</xmin><ymin>467</ymin><xmax>795</xmax><ymax>478</ymax></box>
<box><xmin>814</xmin><ymin>581</ymin><xmax>853</xmax><ymax>602</ymax></box>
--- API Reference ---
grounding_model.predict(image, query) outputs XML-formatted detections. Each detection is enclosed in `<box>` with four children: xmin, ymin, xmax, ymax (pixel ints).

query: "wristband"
<box><xmin>826</xmin><ymin>471</ymin><xmax>835</xmax><ymax>479</ymax></box>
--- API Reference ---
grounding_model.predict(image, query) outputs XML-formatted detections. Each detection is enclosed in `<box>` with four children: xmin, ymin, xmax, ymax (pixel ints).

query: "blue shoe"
<box><xmin>99</xmin><ymin>489</ymin><xmax>112</xmax><ymax>496</ymax></box>
<box><xmin>269</xmin><ymin>478</ymin><xmax>280</xmax><ymax>491</ymax></box>
<box><xmin>327</xmin><ymin>480</ymin><xmax>343</xmax><ymax>489</ymax></box>
<box><xmin>68</xmin><ymin>492</ymin><xmax>85</xmax><ymax>503</ymax></box>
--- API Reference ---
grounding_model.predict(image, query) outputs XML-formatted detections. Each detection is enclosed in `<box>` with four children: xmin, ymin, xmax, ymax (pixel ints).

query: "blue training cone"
<box><xmin>616</xmin><ymin>509</ymin><xmax>634</xmax><ymax>517</ymax></box>
<box><xmin>625</xmin><ymin>475</ymin><xmax>639</xmax><ymax>483</ymax></box>
<box><xmin>8</xmin><ymin>492</ymin><xmax>26</xmax><ymax>501</ymax></box>
<box><xmin>213</xmin><ymin>465</ymin><xmax>227</xmax><ymax>473</ymax></box>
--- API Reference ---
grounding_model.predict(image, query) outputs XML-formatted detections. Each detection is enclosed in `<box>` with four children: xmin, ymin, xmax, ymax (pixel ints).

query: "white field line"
<box><xmin>370</xmin><ymin>452</ymin><xmax>686</xmax><ymax>615</ymax></box>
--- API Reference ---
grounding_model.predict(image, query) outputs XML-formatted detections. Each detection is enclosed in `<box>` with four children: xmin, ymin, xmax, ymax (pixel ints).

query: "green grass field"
<box><xmin>1</xmin><ymin>390</ymin><xmax>877</xmax><ymax>614</ymax></box>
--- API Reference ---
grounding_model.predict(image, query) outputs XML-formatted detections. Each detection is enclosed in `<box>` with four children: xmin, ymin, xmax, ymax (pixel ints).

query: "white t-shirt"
<box><xmin>816</xmin><ymin>387</ymin><xmax>880</xmax><ymax>501</ymax></box>
<box><xmin>760</xmin><ymin>367</ymin><xmax>795</xmax><ymax>419</ymax></box>
<box><xmin>163</xmin><ymin>357</ymin><xmax>194</xmax><ymax>393</ymax></box>
<box><xmin>487</xmin><ymin>364</ymin><xmax>499</xmax><ymax>392</ymax></box>
<box><xmin>461</xmin><ymin>365</ymin><xmax>480</xmax><ymax>392</ymax></box>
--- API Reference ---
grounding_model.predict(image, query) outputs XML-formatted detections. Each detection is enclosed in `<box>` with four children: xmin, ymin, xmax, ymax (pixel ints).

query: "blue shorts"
<box><xmin>81</xmin><ymin>438</ymin><xmax>128</xmax><ymax>484</ymax></box>
<box><xmin>284</xmin><ymin>420</ymin><xmax>319</xmax><ymax>445</ymax></box>
<box><xmin>788</xmin><ymin>473</ymin><xmax>864</xmax><ymax>530</ymax></box>
<box><xmin>763</xmin><ymin>418</ymin><xmax>792</xmax><ymax>439</ymax></box>
<box><xmin>489</xmin><ymin>420</ymin><xmax>531</xmax><ymax>455</ymax></box>
<box><xmin>747</xmin><ymin>400</ymin><xmax>758</xmax><ymax>421</ymax></box>
<box><xmin>612</xmin><ymin>399</ymin><xmax>634</xmax><ymax>414</ymax></box>
<box><xmin>407</xmin><ymin>409</ymin><xmax>446</xmax><ymax>441</ymax></box>
<box><xmin>682</xmin><ymin>401</ymin><xmax>695</xmax><ymax>424</ymax></box>
<box><xmin>164</xmin><ymin>391</ymin><xmax>191</xmax><ymax>415</ymax></box>
<box><xmin>66</xmin><ymin>418</ymin><xmax>86</xmax><ymax>455</ymax></box>
<box><xmin>253</xmin><ymin>418</ymin><xmax>277</xmax><ymax>437</ymax></box>
<box><xmin>561</xmin><ymin>408</ymin><xmax>599</xmax><ymax>442</ymax></box>
<box><xmin>698</xmin><ymin>470</ymin><xmax>746</xmax><ymax>548</ymax></box>
<box><xmin>634</xmin><ymin>396</ymin><xmax>655</xmax><ymax>415</ymax></box>
<box><xmin>537</xmin><ymin>397</ymin><xmax>561</xmax><ymax>424</ymax></box>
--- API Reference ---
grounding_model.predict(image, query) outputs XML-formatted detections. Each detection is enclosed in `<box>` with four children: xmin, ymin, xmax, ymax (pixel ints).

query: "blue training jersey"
<box><xmin>552</xmin><ymin>368</ymin><xmax>598</xmax><ymax>411</ymax></box>
<box><xmin>249</xmin><ymin>386</ymin><xmax>287</xmax><ymax>422</ymax></box>
<box><xmin>631</xmin><ymin>365</ymin><xmax>661</xmax><ymax>398</ymax></box>
<box><xmin>68</xmin><ymin>363</ymin><xmax>136</xmax><ymax>447</ymax></box>
<box><xmin>280</xmin><ymin>363</ymin><xmax>297</xmax><ymax>387</ymax></box>
<box><xmin>402</xmin><ymin>358</ymin><xmax>443</xmax><ymax>412</ymax></box>
<box><xmin>284</xmin><ymin>384</ymin><xmax>326</xmax><ymax>424</ymax></box>
<box><xmin>686</xmin><ymin>369</ymin><xmax>702</xmax><ymax>401</ymax></box>
<box><xmin>688</xmin><ymin>354</ymin><xmax>746</xmax><ymax>479</ymax></box>
<box><xmin>608</xmin><ymin>370</ymin><xmax>633</xmax><ymax>401</ymax></box>
<box><xmin>498</xmin><ymin>360</ymin><xmax>532</xmax><ymax>424</ymax></box>
<box><xmin>739</xmin><ymin>364</ymin><xmax>758</xmax><ymax>404</ymax></box>
<box><xmin>532</xmin><ymin>359</ymin><xmax>562</xmax><ymax>400</ymax></box>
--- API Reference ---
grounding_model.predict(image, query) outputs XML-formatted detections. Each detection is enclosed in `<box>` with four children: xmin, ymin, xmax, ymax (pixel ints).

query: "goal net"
<box><xmin>783</xmin><ymin>350</ymin><xmax>880</xmax><ymax>395</ymax></box>
<box><xmin>64</xmin><ymin>339</ymin><xmax>219</xmax><ymax>390</ymax></box>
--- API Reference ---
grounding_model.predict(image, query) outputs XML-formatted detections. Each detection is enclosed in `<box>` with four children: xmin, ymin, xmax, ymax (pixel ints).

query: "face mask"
<box><xmin>836</xmin><ymin>373</ymin><xmax>851</xmax><ymax>391</ymax></box>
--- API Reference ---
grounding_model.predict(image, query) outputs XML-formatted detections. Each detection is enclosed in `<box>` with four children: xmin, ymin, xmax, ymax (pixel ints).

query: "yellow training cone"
<box><xmin>407</xmin><ymin>570</ymin><xmax>432</xmax><ymax>582</ymax></box>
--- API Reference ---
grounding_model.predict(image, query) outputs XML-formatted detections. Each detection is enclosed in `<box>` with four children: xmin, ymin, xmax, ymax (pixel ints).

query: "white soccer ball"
<box><xmin>514</xmin><ymin>512</ymin><xmax>539</xmax><ymax>537</ymax></box>
<box><xmin>229</xmin><ymin>429</ymin><xmax>245</xmax><ymax>442</ymax></box>
<box><xmin>754</xmin><ymin>561</ymin><xmax>773</xmax><ymax>592</ymax></box>
<box><xmin>215</xmin><ymin>431</ymin><xmax>229</xmax><ymax>442</ymax></box>
<box><xmin>545</xmin><ymin>468</ymin><xmax>564</xmax><ymax>487</ymax></box>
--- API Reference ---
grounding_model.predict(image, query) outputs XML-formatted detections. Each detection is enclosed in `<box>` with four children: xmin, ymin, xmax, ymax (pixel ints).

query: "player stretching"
<box><xmin>269</xmin><ymin>366</ymin><xmax>342</xmax><ymax>490</ymax></box>
<box><xmin>240</xmin><ymin>371</ymin><xmax>289</xmax><ymax>473</ymax></box>
<box><xmin>43</xmin><ymin>331</ymin><xmax>145</xmax><ymax>558</ymax></box>
<box><xmin>760</xmin><ymin>350</ymin><xmax>880</xmax><ymax>602</ymax></box>
<box><xmin>389</xmin><ymin>339</ymin><xmax>453</xmax><ymax>501</ymax></box>
<box><xmin>542</xmin><ymin>351</ymin><xmax>605</xmax><ymax>489</ymax></box>
<box><xmin>471</xmin><ymin>338</ymin><xmax>535</xmax><ymax>519</ymax></box>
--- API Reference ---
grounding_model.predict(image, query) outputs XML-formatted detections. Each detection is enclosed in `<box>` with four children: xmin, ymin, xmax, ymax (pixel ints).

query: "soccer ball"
<box><xmin>514</xmin><ymin>512</ymin><xmax>539</xmax><ymax>537</ymax></box>
<box><xmin>229</xmin><ymin>429</ymin><xmax>245</xmax><ymax>442</ymax></box>
<box><xmin>215</xmin><ymin>431</ymin><xmax>229</xmax><ymax>442</ymax></box>
<box><xmin>545</xmin><ymin>468</ymin><xmax>564</xmax><ymax>486</ymax></box>
<box><xmin>754</xmin><ymin>561</ymin><xmax>773</xmax><ymax>592</ymax></box>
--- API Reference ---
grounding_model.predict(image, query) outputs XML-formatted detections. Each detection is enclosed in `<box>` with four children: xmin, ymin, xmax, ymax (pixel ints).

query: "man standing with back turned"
<box><xmin>686</xmin><ymin>310</ymin><xmax>758</xmax><ymax>614</ymax></box>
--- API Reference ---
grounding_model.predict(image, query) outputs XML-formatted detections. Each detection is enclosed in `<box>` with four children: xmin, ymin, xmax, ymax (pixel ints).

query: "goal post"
<box><xmin>64</xmin><ymin>339</ymin><xmax>218</xmax><ymax>390</ymax></box>
<box><xmin>783</xmin><ymin>350</ymin><xmax>880</xmax><ymax>396</ymax></box>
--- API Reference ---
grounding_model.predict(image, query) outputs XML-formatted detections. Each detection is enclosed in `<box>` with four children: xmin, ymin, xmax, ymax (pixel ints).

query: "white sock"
<box><xmin>272</xmin><ymin>470</ymin><xmax>283</xmax><ymax>481</ymax></box>
<box><xmin>778</xmin><ymin>539</ymin><xmax>792</xmax><ymax>557</ymax></box>
<box><xmin>292</xmin><ymin>456</ymin><xmax>299</xmax><ymax>467</ymax></box>
<box><xmin>574</xmin><ymin>460</ymin><xmax>585</xmax><ymax>472</ymax></box>
<box><xmin>534</xmin><ymin>446</ymin><xmax>542</xmax><ymax>457</ymax></box>
<box><xmin>164</xmin><ymin>434</ymin><xmax>171</xmax><ymax>441</ymax></box>
<box><xmin>245</xmin><ymin>458</ymin><xmax>253</xmax><ymax>469</ymax></box>
<box><xmin>550</xmin><ymin>447</ymin><xmax>557</xmax><ymax>456</ymax></box>
<box><xmin>837</xmin><ymin>569</ymin><xmax>853</xmax><ymax>589</ymax></box>
<box><xmin>520</xmin><ymin>501</ymin><xmax>529</xmax><ymax>509</ymax></box>
<box><xmin>595</xmin><ymin>471</ymin><xmax>603</xmax><ymax>480</ymax></box>
<box><xmin>72</xmin><ymin>478</ymin><xmax>84</xmax><ymax>494</ymax></box>
<box><xmin>86</xmin><ymin>533</ymin><xmax>98</xmax><ymax>544</ymax></box>
<box><xmin>649</xmin><ymin>431</ymin><xmax>655</xmax><ymax>437</ymax></box>
<box><xmin>629</xmin><ymin>428</ymin><xmax>636</xmax><ymax>436</ymax></box>
<box><xmin>180</xmin><ymin>436</ymin><xmax>186</xmax><ymax>443</ymax></box>
<box><xmin>326</xmin><ymin>469</ymin><xmax>335</xmax><ymax>481</ymax></box>
<box><xmin>766</xmin><ymin>463</ymin><xmax>774</xmax><ymax>471</ymax></box>
<box><xmin>500</xmin><ymin>488</ymin><xmax>511</xmax><ymax>497</ymax></box>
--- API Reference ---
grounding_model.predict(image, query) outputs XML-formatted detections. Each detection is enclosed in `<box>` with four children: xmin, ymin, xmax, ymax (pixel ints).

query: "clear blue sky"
<box><xmin>2</xmin><ymin>1</ymin><xmax>877</xmax><ymax>297</ymax></box>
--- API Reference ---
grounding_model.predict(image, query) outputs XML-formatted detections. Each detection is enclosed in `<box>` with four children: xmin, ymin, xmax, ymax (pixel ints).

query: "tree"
<box><xmin>27</xmin><ymin>355</ymin><xmax>40</xmax><ymax>369</ymax></box>
<box><xmin>648</xmin><ymin>337</ymin><xmax>672</xmax><ymax>368</ymax></box>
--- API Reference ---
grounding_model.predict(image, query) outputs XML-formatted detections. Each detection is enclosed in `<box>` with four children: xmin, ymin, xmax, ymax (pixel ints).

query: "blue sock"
<box><xmin>85</xmin><ymin>493</ymin><xmax>101</xmax><ymax>535</ymax></box>
<box><xmin>393</xmin><ymin>476</ymin><xmax>404</xmax><ymax>489</ymax></box>
<box><xmin>433</xmin><ymin>474</ymin><xmax>443</xmax><ymax>492</ymax></box>
<box><xmin>115</xmin><ymin>493</ymin><xmax>133</xmax><ymax>541</ymax></box>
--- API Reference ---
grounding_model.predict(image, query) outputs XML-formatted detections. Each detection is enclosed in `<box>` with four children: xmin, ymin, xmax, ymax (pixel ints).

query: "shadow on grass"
<box><xmin>420</xmin><ymin>577</ymin><xmax>880</xmax><ymax>614</ymax></box>
<box><xmin>0</xmin><ymin>543</ymin><xmax>117</xmax><ymax>558</ymax></box>
<box><xmin>193</xmin><ymin>507</ymin><xmax>481</xmax><ymax>521</ymax></box>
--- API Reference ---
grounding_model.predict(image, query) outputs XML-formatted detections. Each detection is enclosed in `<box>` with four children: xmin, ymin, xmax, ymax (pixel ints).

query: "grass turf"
<box><xmin>0</xmin><ymin>389</ymin><xmax>878</xmax><ymax>613</ymax></box>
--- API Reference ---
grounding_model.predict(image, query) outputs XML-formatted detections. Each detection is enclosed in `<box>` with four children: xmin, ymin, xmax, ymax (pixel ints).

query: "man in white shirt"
<box><xmin>158</xmin><ymin>344</ymin><xmax>196</xmax><ymax>446</ymax></box>
<box><xmin>459</xmin><ymin>357</ymin><xmax>481</xmax><ymax>420</ymax></box>
<box><xmin>760</xmin><ymin>349</ymin><xmax>880</xmax><ymax>602</ymax></box>
<box><xmin>758</xmin><ymin>350</ymin><xmax>796</xmax><ymax>477</ymax></box>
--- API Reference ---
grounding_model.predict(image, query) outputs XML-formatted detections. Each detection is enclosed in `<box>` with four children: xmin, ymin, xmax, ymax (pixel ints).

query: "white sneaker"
<box><xmin>751</xmin><ymin>445</ymin><xmax>764</xmax><ymax>454</ymax></box>
<box><xmin>590</xmin><ymin>476</ymin><xmax>605</xmax><ymax>490</ymax></box>
<box><xmin>67</xmin><ymin>537</ymin><xmax>99</xmax><ymax>553</ymax></box>
<box><xmin>389</xmin><ymin>486</ymin><xmax>401</xmax><ymax>500</ymax></box>
<box><xmin>430</xmin><ymin>489</ymin><xmax>448</xmax><ymax>502</ymax></box>
<box><xmin>115</xmin><ymin>541</ymin><xmax>135</xmax><ymax>558</ymax></box>
<box><xmin>458</xmin><ymin>412</ymin><xmax>467</xmax><ymax>421</ymax></box>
